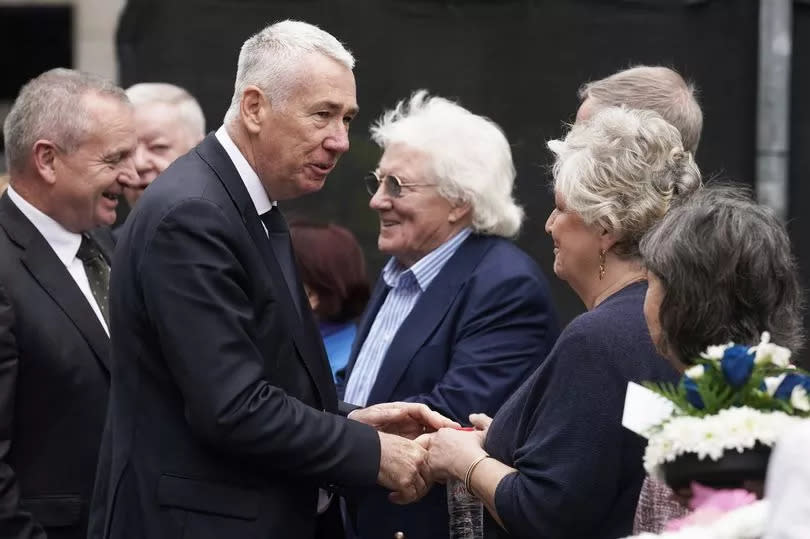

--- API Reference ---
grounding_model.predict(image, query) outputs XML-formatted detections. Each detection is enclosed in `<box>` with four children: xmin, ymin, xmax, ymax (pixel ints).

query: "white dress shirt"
<box><xmin>6</xmin><ymin>185</ymin><xmax>109</xmax><ymax>335</ymax></box>
<box><xmin>215</xmin><ymin>126</ymin><xmax>277</xmax><ymax>230</ymax></box>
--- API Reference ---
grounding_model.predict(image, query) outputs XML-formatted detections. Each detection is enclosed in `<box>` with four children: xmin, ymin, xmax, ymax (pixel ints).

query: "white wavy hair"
<box><xmin>223</xmin><ymin>20</ymin><xmax>354</xmax><ymax>124</ymax></box>
<box><xmin>370</xmin><ymin>91</ymin><xmax>523</xmax><ymax>238</ymax></box>
<box><xmin>548</xmin><ymin>106</ymin><xmax>702</xmax><ymax>258</ymax></box>
<box><xmin>126</xmin><ymin>82</ymin><xmax>206</xmax><ymax>140</ymax></box>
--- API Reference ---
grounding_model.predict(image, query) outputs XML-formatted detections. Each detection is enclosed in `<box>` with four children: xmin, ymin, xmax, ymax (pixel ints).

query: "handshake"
<box><xmin>348</xmin><ymin>403</ymin><xmax>490</xmax><ymax>504</ymax></box>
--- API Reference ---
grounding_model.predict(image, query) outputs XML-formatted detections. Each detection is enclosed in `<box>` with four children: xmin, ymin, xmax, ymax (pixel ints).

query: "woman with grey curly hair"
<box><xmin>418</xmin><ymin>106</ymin><xmax>701</xmax><ymax>539</ymax></box>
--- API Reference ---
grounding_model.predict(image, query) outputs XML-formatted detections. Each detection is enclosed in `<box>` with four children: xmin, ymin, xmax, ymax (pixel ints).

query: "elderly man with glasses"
<box><xmin>338</xmin><ymin>91</ymin><xmax>559</xmax><ymax>539</ymax></box>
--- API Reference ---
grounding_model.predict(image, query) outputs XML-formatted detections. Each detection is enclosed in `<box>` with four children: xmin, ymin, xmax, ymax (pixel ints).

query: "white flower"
<box><xmin>684</xmin><ymin>364</ymin><xmax>705</xmax><ymax>380</ymax></box>
<box><xmin>763</xmin><ymin>374</ymin><xmax>787</xmax><ymax>396</ymax></box>
<box><xmin>753</xmin><ymin>342</ymin><xmax>792</xmax><ymax>367</ymax></box>
<box><xmin>701</xmin><ymin>343</ymin><xmax>732</xmax><ymax>361</ymax></box>
<box><xmin>790</xmin><ymin>385</ymin><xmax>810</xmax><ymax>412</ymax></box>
<box><xmin>643</xmin><ymin>407</ymin><xmax>804</xmax><ymax>479</ymax></box>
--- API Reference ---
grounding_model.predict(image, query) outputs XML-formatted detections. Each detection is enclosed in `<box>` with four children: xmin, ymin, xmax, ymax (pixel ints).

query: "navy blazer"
<box><xmin>339</xmin><ymin>234</ymin><xmax>559</xmax><ymax>539</ymax></box>
<box><xmin>88</xmin><ymin>134</ymin><xmax>380</xmax><ymax>539</ymax></box>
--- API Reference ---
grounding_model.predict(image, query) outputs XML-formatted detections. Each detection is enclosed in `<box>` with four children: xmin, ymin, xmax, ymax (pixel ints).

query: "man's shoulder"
<box><xmin>463</xmin><ymin>235</ymin><xmax>550</xmax><ymax>292</ymax></box>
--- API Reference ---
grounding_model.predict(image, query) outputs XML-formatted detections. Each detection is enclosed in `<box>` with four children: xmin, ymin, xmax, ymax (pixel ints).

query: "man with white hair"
<box><xmin>0</xmin><ymin>68</ymin><xmax>137</xmax><ymax>539</ymax></box>
<box><xmin>123</xmin><ymin>82</ymin><xmax>205</xmax><ymax>206</ymax></box>
<box><xmin>88</xmin><ymin>20</ymin><xmax>456</xmax><ymax>539</ymax></box>
<box><xmin>339</xmin><ymin>91</ymin><xmax>559</xmax><ymax>539</ymax></box>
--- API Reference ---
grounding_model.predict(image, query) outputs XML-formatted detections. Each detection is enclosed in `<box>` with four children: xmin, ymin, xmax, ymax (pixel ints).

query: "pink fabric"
<box><xmin>664</xmin><ymin>482</ymin><xmax>757</xmax><ymax>531</ymax></box>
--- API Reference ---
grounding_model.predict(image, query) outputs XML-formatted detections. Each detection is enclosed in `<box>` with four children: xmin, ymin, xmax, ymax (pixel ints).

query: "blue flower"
<box><xmin>682</xmin><ymin>376</ymin><xmax>705</xmax><ymax>409</ymax></box>
<box><xmin>720</xmin><ymin>345</ymin><xmax>756</xmax><ymax>388</ymax></box>
<box><xmin>773</xmin><ymin>373</ymin><xmax>810</xmax><ymax>401</ymax></box>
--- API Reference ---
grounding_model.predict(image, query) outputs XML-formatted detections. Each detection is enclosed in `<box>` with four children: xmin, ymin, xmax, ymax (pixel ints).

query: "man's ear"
<box><xmin>448</xmin><ymin>201</ymin><xmax>472</xmax><ymax>225</ymax></box>
<box><xmin>240</xmin><ymin>85</ymin><xmax>268</xmax><ymax>135</ymax></box>
<box><xmin>31</xmin><ymin>140</ymin><xmax>59</xmax><ymax>185</ymax></box>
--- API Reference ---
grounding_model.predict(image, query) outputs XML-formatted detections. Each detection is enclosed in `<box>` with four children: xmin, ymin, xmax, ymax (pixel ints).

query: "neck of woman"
<box><xmin>575</xmin><ymin>257</ymin><xmax>647</xmax><ymax>311</ymax></box>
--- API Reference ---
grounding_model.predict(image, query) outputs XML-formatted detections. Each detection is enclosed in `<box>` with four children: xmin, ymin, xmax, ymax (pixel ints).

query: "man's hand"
<box><xmin>349</xmin><ymin>402</ymin><xmax>460</xmax><ymax>439</ymax></box>
<box><xmin>377</xmin><ymin>432</ymin><xmax>432</xmax><ymax>504</ymax></box>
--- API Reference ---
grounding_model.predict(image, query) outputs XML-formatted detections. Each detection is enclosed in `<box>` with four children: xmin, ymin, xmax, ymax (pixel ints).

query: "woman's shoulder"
<box><xmin>555</xmin><ymin>282</ymin><xmax>651</xmax><ymax>358</ymax></box>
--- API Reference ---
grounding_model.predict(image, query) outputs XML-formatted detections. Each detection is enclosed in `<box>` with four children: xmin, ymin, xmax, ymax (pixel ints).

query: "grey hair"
<box><xmin>547</xmin><ymin>106</ymin><xmax>702</xmax><ymax>258</ymax></box>
<box><xmin>579</xmin><ymin>65</ymin><xmax>703</xmax><ymax>154</ymax></box>
<box><xmin>370</xmin><ymin>90</ymin><xmax>523</xmax><ymax>238</ymax></box>
<box><xmin>640</xmin><ymin>185</ymin><xmax>804</xmax><ymax>363</ymax></box>
<box><xmin>126</xmin><ymin>82</ymin><xmax>206</xmax><ymax>140</ymax></box>
<box><xmin>3</xmin><ymin>68</ymin><xmax>128</xmax><ymax>174</ymax></box>
<box><xmin>223</xmin><ymin>20</ymin><xmax>354</xmax><ymax>125</ymax></box>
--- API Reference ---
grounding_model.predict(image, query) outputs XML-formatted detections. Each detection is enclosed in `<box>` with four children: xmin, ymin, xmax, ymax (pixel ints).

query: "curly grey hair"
<box><xmin>547</xmin><ymin>106</ymin><xmax>702</xmax><ymax>258</ymax></box>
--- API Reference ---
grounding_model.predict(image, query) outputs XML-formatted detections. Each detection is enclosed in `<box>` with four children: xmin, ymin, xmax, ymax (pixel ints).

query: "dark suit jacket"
<box><xmin>338</xmin><ymin>234</ymin><xmax>559</xmax><ymax>539</ymax></box>
<box><xmin>88</xmin><ymin>134</ymin><xmax>380</xmax><ymax>539</ymax></box>
<box><xmin>0</xmin><ymin>192</ymin><xmax>113</xmax><ymax>539</ymax></box>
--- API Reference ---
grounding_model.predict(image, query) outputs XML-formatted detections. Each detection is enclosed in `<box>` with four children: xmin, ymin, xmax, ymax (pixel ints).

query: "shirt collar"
<box><xmin>6</xmin><ymin>184</ymin><xmax>82</xmax><ymax>267</ymax></box>
<box><xmin>382</xmin><ymin>228</ymin><xmax>472</xmax><ymax>291</ymax></box>
<box><xmin>215</xmin><ymin>125</ymin><xmax>276</xmax><ymax>216</ymax></box>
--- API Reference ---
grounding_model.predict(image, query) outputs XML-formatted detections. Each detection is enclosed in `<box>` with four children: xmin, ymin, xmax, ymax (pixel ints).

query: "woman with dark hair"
<box><xmin>641</xmin><ymin>185</ymin><xmax>803</xmax><ymax>369</ymax></box>
<box><xmin>290</xmin><ymin>221</ymin><xmax>370</xmax><ymax>379</ymax></box>
<box><xmin>633</xmin><ymin>185</ymin><xmax>805</xmax><ymax>533</ymax></box>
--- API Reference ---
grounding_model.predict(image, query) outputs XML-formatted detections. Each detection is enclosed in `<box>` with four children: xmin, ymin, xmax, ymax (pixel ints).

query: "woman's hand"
<box><xmin>469</xmin><ymin>413</ymin><xmax>493</xmax><ymax>431</ymax></box>
<box><xmin>416</xmin><ymin>427</ymin><xmax>487</xmax><ymax>483</ymax></box>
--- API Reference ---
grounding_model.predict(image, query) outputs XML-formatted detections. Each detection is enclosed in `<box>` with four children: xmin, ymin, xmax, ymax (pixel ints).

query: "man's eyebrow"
<box><xmin>316</xmin><ymin>101</ymin><xmax>359</xmax><ymax>115</ymax></box>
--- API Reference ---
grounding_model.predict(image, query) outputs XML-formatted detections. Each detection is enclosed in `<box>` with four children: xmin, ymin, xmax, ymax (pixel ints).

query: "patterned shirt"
<box><xmin>344</xmin><ymin>228</ymin><xmax>472</xmax><ymax>406</ymax></box>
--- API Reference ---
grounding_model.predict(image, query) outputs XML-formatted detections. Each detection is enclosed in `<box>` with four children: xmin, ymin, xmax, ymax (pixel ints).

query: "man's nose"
<box><xmin>117</xmin><ymin>155</ymin><xmax>141</xmax><ymax>188</ymax></box>
<box><xmin>369</xmin><ymin>182</ymin><xmax>391</xmax><ymax>210</ymax></box>
<box><xmin>323</xmin><ymin>123</ymin><xmax>350</xmax><ymax>154</ymax></box>
<box><xmin>133</xmin><ymin>145</ymin><xmax>152</xmax><ymax>176</ymax></box>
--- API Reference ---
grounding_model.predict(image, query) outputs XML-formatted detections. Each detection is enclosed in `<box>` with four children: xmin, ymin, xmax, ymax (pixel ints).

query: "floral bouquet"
<box><xmin>642</xmin><ymin>332</ymin><xmax>809</xmax><ymax>487</ymax></box>
<box><xmin>621</xmin><ymin>333</ymin><xmax>810</xmax><ymax>539</ymax></box>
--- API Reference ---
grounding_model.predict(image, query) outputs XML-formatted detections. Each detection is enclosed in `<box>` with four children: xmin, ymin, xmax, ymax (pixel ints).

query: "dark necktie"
<box><xmin>76</xmin><ymin>234</ymin><xmax>110</xmax><ymax>326</ymax></box>
<box><xmin>260</xmin><ymin>207</ymin><xmax>302</xmax><ymax>318</ymax></box>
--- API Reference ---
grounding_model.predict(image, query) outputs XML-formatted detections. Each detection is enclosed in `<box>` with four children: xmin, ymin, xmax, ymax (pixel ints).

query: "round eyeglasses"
<box><xmin>364</xmin><ymin>172</ymin><xmax>434</xmax><ymax>198</ymax></box>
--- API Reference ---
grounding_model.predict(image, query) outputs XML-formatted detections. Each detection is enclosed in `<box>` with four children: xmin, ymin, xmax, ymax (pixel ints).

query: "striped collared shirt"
<box><xmin>344</xmin><ymin>228</ymin><xmax>472</xmax><ymax>406</ymax></box>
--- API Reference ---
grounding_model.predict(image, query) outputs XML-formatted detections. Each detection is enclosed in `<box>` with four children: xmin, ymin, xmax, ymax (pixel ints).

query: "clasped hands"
<box><xmin>349</xmin><ymin>404</ymin><xmax>492</xmax><ymax>504</ymax></box>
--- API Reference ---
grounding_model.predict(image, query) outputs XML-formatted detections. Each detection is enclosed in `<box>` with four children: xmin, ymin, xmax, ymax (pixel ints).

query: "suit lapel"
<box><xmin>366</xmin><ymin>235</ymin><xmax>493</xmax><ymax>404</ymax></box>
<box><xmin>195</xmin><ymin>135</ymin><xmax>335</xmax><ymax>408</ymax></box>
<box><xmin>0</xmin><ymin>194</ymin><xmax>110</xmax><ymax>373</ymax></box>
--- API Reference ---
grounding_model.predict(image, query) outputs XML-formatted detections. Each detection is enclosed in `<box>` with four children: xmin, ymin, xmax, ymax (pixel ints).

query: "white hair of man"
<box><xmin>371</xmin><ymin>91</ymin><xmax>524</xmax><ymax>238</ymax></box>
<box><xmin>3</xmin><ymin>68</ymin><xmax>129</xmax><ymax>175</ymax></box>
<box><xmin>126</xmin><ymin>82</ymin><xmax>206</xmax><ymax>140</ymax></box>
<box><xmin>223</xmin><ymin>20</ymin><xmax>355</xmax><ymax>125</ymax></box>
<box><xmin>548</xmin><ymin>106</ymin><xmax>702</xmax><ymax>258</ymax></box>
<box><xmin>578</xmin><ymin>65</ymin><xmax>703</xmax><ymax>154</ymax></box>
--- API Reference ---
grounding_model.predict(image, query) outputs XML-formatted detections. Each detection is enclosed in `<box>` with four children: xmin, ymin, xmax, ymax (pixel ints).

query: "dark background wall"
<box><xmin>7</xmin><ymin>0</ymin><xmax>808</xmax><ymax>360</ymax></box>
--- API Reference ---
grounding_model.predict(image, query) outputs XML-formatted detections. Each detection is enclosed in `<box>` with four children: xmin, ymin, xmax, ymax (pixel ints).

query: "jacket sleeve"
<box><xmin>0</xmin><ymin>284</ymin><xmax>47</xmax><ymax>539</ymax></box>
<box><xmin>492</xmin><ymin>330</ymin><xmax>626</xmax><ymax>539</ymax></box>
<box><xmin>404</xmin><ymin>268</ymin><xmax>559</xmax><ymax>421</ymax></box>
<box><xmin>139</xmin><ymin>199</ymin><xmax>380</xmax><ymax>487</ymax></box>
